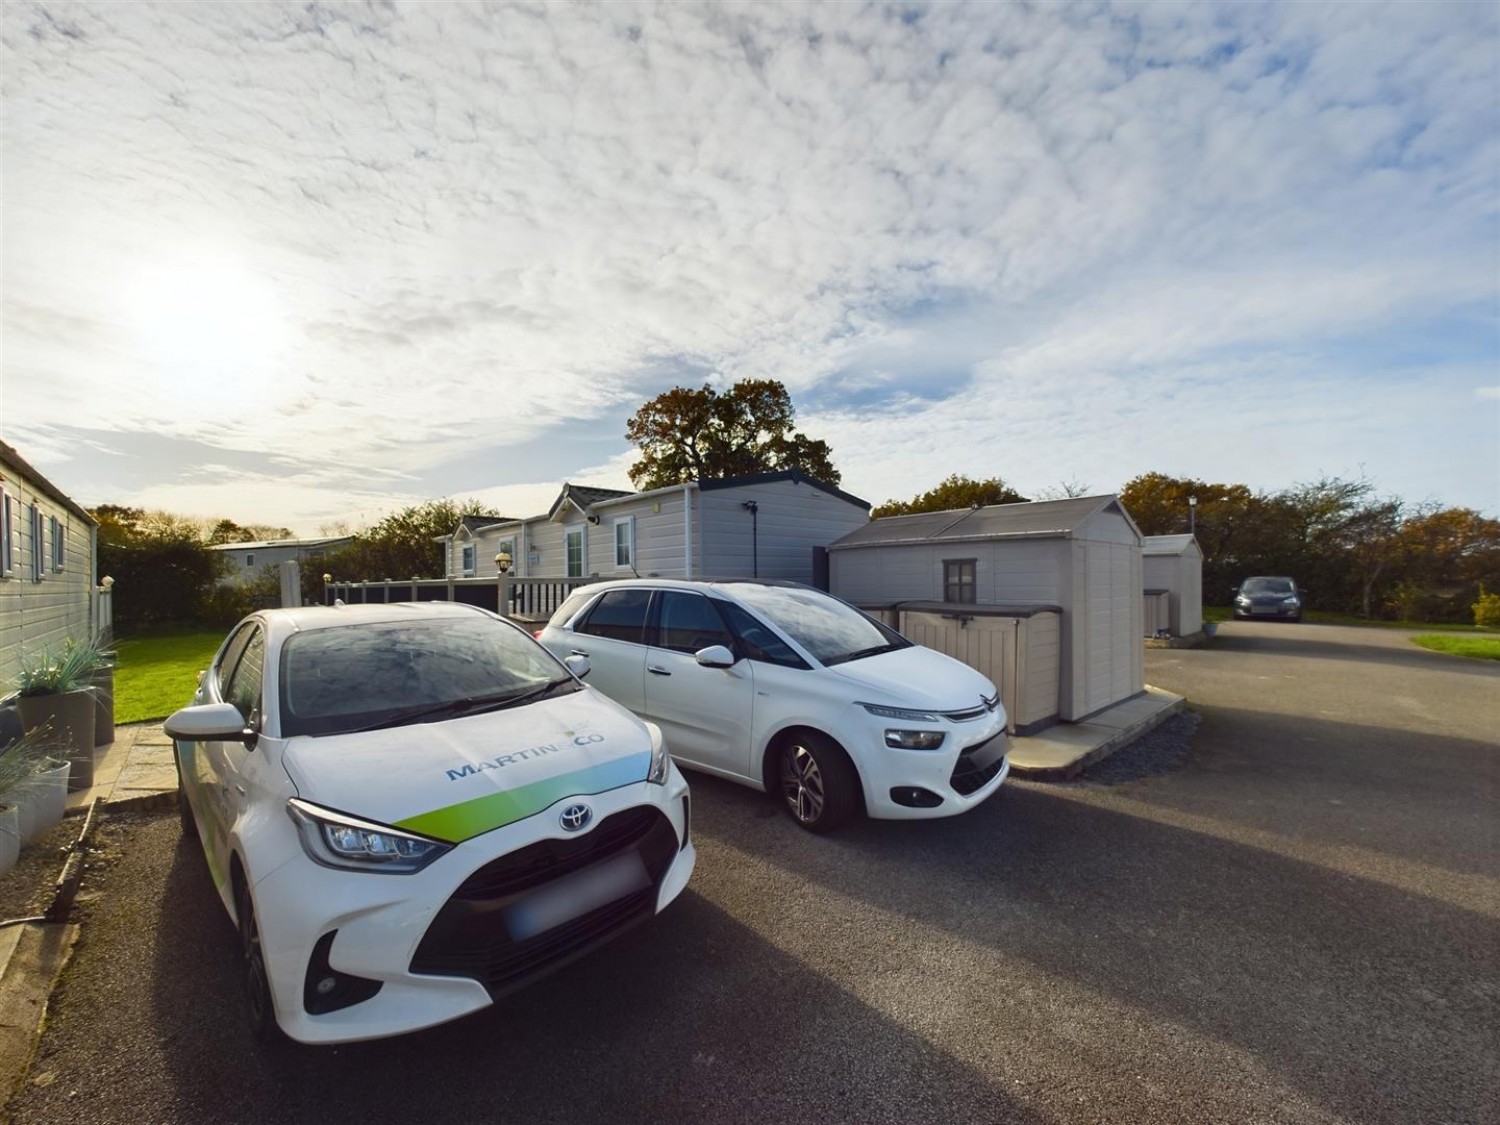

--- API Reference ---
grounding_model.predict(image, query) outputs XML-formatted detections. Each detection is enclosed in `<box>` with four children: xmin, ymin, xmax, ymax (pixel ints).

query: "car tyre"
<box><xmin>777</xmin><ymin>732</ymin><xmax>859</xmax><ymax>834</ymax></box>
<box><xmin>236</xmin><ymin>879</ymin><xmax>283</xmax><ymax>1044</ymax></box>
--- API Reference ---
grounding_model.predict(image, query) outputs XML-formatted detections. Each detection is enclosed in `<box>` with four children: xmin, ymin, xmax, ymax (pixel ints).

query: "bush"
<box><xmin>1474</xmin><ymin>586</ymin><xmax>1500</xmax><ymax>629</ymax></box>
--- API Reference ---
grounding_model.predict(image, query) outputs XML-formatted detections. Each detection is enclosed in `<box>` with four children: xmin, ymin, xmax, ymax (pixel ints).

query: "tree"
<box><xmin>1032</xmin><ymin>478</ymin><xmax>1092</xmax><ymax>501</ymax></box>
<box><xmin>624</xmin><ymin>379</ymin><xmax>839</xmax><ymax>490</ymax></box>
<box><xmin>872</xmin><ymin>474</ymin><xmax>1029</xmax><ymax>518</ymax></box>
<box><xmin>206</xmin><ymin>518</ymin><xmax>293</xmax><ymax>545</ymax></box>
<box><xmin>90</xmin><ymin>506</ymin><xmax>222</xmax><ymax>629</ymax></box>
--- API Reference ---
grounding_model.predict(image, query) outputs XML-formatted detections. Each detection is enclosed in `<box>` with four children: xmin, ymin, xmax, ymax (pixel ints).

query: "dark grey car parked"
<box><xmin>1232</xmin><ymin>576</ymin><xmax>1303</xmax><ymax>621</ymax></box>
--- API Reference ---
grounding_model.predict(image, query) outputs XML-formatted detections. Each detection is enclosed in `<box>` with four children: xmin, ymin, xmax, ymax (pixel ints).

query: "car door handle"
<box><xmin>571</xmin><ymin>649</ymin><xmax>589</xmax><ymax>657</ymax></box>
<box><xmin>234</xmin><ymin>784</ymin><xmax>246</xmax><ymax>796</ymax></box>
<box><xmin>648</xmin><ymin>666</ymin><xmax>671</xmax><ymax>676</ymax></box>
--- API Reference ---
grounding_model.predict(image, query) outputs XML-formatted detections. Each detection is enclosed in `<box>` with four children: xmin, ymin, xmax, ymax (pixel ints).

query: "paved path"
<box><xmin>10</xmin><ymin>622</ymin><xmax>1498</xmax><ymax>1124</ymax></box>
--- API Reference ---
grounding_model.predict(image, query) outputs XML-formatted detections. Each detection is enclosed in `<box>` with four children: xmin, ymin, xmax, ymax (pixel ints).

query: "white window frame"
<box><xmin>30</xmin><ymin>503</ymin><xmax>44</xmax><ymax>582</ymax></box>
<box><xmin>613</xmin><ymin>516</ymin><xmax>635</xmax><ymax>570</ymax></box>
<box><xmin>50</xmin><ymin>514</ymin><xmax>64</xmax><ymax>571</ymax></box>
<box><xmin>494</xmin><ymin>537</ymin><xmax>516</xmax><ymax>574</ymax></box>
<box><xmin>0</xmin><ymin>487</ymin><xmax>13</xmax><ymax>579</ymax></box>
<box><xmin>461</xmin><ymin>543</ymin><xmax>476</xmax><ymax>577</ymax></box>
<box><xmin>565</xmin><ymin>525</ymin><xmax>585</xmax><ymax>578</ymax></box>
<box><xmin>245</xmin><ymin>553</ymin><xmax>256</xmax><ymax>569</ymax></box>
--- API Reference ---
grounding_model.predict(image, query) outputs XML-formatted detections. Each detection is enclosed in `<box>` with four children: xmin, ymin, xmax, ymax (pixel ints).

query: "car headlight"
<box><xmin>1234</xmin><ymin>595</ymin><xmax>1250</xmax><ymax>605</ymax></box>
<box><xmin>884</xmin><ymin>729</ymin><xmax>946</xmax><ymax>750</ymax></box>
<box><xmin>1283</xmin><ymin>597</ymin><xmax>1300</xmax><ymax>606</ymax></box>
<box><xmin>646</xmin><ymin>722</ymin><xmax>670</xmax><ymax>785</ymax></box>
<box><xmin>287</xmin><ymin>799</ymin><xmax>452</xmax><ymax>874</ymax></box>
<box><xmin>861</xmin><ymin>702</ymin><xmax>944</xmax><ymax>723</ymax></box>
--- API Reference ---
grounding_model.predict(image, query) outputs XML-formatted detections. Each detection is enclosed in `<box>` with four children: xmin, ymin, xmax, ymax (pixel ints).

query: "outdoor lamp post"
<box><xmin>495</xmin><ymin>551</ymin><xmax>512</xmax><ymax>574</ymax></box>
<box><xmin>1189</xmin><ymin>495</ymin><xmax>1198</xmax><ymax>534</ymax></box>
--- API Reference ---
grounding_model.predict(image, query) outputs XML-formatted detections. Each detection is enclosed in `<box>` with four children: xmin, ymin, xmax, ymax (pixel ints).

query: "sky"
<box><xmin>2</xmin><ymin>0</ymin><xmax>1497</xmax><ymax>534</ymax></box>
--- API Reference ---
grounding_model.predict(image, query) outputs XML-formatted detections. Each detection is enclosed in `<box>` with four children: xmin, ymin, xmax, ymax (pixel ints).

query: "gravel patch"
<box><xmin>1077</xmin><ymin>709</ymin><xmax>1202</xmax><ymax>786</ymax></box>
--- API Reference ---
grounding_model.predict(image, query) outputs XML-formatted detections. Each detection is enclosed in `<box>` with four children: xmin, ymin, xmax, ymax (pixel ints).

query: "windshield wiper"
<box><xmin>827</xmin><ymin>642</ymin><xmax>907</xmax><ymax>666</ymax></box>
<box><xmin>351</xmin><ymin>680</ymin><xmax>575</xmax><ymax>733</ymax></box>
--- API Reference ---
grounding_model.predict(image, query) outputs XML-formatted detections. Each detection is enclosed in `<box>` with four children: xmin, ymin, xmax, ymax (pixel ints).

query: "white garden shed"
<box><xmin>1142</xmin><ymin>534</ymin><xmax>1203</xmax><ymax>637</ymax></box>
<box><xmin>828</xmin><ymin>495</ymin><xmax>1144</xmax><ymax>723</ymax></box>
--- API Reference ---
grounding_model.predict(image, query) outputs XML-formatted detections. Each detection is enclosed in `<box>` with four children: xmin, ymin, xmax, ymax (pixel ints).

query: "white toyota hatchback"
<box><xmin>164</xmin><ymin>601</ymin><xmax>694</xmax><ymax>1045</ymax></box>
<box><xmin>538</xmin><ymin>580</ymin><xmax>1009</xmax><ymax>833</ymax></box>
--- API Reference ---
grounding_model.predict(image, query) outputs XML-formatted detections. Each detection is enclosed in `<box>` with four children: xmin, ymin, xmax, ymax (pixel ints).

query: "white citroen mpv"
<box><xmin>538</xmin><ymin>580</ymin><xmax>1009</xmax><ymax>833</ymax></box>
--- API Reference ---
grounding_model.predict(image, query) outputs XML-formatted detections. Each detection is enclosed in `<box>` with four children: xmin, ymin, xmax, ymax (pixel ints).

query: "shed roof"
<box><xmin>829</xmin><ymin>495</ymin><xmax>1138</xmax><ymax>550</ymax></box>
<box><xmin>1142</xmin><ymin>534</ymin><xmax>1201</xmax><ymax>556</ymax></box>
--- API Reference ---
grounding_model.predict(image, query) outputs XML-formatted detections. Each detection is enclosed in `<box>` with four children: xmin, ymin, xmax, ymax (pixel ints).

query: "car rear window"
<box><xmin>279</xmin><ymin>615</ymin><xmax>565</xmax><ymax>738</ymax></box>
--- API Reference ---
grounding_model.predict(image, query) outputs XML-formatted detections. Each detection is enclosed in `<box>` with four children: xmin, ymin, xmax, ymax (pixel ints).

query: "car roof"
<box><xmin>252</xmin><ymin>601</ymin><xmax>496</xmax><ymax>642</ymax></box>
<box><xmin>572</xmin><ymin>577</ymin><xmax>811</xmax><ymax>596</ymax></box>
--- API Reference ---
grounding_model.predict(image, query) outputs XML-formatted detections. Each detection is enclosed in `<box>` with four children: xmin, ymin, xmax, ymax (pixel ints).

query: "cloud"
<box><xmin>2</xmin><ymin>0</ymin><xmax>1496</xmax><ymax>525</ymax></box>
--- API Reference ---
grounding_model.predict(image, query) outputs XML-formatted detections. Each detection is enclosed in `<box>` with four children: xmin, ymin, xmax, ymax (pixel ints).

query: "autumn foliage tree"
<box><xmin>872</xmin><ymin>474</ymin><xmax>1029</xmax><ymax>518</ymax></box>
<box><xmin>625</xmin><ymin>379</ymin><xmax>839</xmax><ymax>490</ymax></box>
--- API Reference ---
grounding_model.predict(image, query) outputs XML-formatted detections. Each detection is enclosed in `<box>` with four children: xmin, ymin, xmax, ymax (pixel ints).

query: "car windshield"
<box><xmin>1242</xmin><ymin>578</ymin><xmax>1295</xmax><ymax>595</ymax></box>
<box><xmin>278</xmin><ymin>615</ymin><xmax>574</xmax><ymax>738</ymax></box>
<box><xmin>724</xmin><ymin>584</ymin><xmax>910</xmax><ymax>667</ymax></box>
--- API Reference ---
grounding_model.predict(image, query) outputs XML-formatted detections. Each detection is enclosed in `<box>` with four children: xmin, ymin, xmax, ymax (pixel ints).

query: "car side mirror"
<box><xmin>164</xmin><ymin>702</ymin><xmax>254</xmax><ymax>747</ymax></box>
<box><xmin>695</xmin><ymin>644</ymin><xmax>736</xmax><ymax>669</ymax></box>
<box><xmin>565</xmin><ymin>653</ymin><xmax>591</xmax><ymax>679</ymax></box>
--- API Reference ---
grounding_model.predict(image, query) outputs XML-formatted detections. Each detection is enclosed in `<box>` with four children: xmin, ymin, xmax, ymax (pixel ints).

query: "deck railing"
<box><xmin>324</xmin><ymin>575</ymin><xmax>596</xmax><ymax>620</ymax></box>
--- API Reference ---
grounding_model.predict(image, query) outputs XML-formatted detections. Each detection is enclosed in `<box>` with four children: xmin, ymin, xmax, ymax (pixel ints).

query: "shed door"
<box><xmin>1082</xmin><ymin>543</ymin><xmax>1143</xmax><ymax>715</ymax></box>
<box><xmin>899</xmin><ymin>612</ymin><xmax>1017</xmax><ymax>733</ymax></box>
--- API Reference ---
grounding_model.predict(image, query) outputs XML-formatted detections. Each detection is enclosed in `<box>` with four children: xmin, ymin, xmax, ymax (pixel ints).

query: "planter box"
<box><xmin>0</xmin><ymin>803</ymin><xmax>18</xmax><ymax>875</ymax></box>
<box><xmin>16</xmin><ymin>759</ymin><xmax>69</xmax><ymax>844</ymax></box>
<box><xmin>17</xmin><ymin>690</ymin><xmax>97</xmax><ymax>792</ymax></box>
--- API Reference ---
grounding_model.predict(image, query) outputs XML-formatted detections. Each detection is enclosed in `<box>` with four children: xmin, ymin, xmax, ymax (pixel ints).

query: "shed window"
<box><xmin>245</xmin><ymin>553</ymin><xmax>256</xmax><ymax>569</ymax></box>
<box><xmin>943</xmin><ymin>559</ymin><xmax>977</xmax><ymax>604</ymax></box>
<box><xmin>50</xmin><ymin>515</ymin><xmax>64</xmax><ymax>571</ymax></box>
<box><xmin>614</xmin><ymin>517</ymin><xmax>634</xmax><ymax>569</ymax></box>
<box><xmin>0</xmin><ymin>488</ymin><xmax>13</xmax><ymax>579</ymax></box>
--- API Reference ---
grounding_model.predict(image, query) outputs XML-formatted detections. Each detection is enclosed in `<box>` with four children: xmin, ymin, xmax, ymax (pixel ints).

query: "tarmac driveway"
<box><xmin>9</xmin><ymin>621</ymin><xmax>1498</xmax><ymax>1124</ymax></box>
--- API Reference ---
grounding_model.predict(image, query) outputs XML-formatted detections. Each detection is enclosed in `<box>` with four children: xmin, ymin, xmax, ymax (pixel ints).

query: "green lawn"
<box><xmin>1410</xmin><ymin>634</ymin><xmax>1500</xmax><ymax>661</ymax></box>
<box><xmin>112</xmin><ymin>630</ymin><xmax>224</xmax><ymax>724</ymax></box>
<box><xmin>1204</xmin><ymin>606</ymin><xmax>1491</xmax><ymax>633</ymax></box>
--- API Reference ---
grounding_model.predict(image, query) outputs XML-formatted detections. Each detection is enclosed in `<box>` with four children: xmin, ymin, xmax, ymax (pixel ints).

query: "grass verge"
<box><xmin>113</xmin><ymin>630</ymin><xmax>224</xmax><ymax>723</ymax></box>
<box><xmin>1410</xmin><ymin>634</ymin><xmax>1500</xmax><ymax>661</ymax></box>
<box><xmin>1204</xmin><ymin>606</ymin><xmax>1491</xmax><ymax>632</ymax></box>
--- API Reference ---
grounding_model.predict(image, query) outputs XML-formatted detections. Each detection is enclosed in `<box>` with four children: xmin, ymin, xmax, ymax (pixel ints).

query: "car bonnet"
<box><xmin>825</xmin><ymin>645</ymin><xmax>998</xmax><ymax>712</ymax></box>
<box><xmin>280</xmin><ymin>691</ymin><xmax>653</xmax><ymax>844</ymax></box>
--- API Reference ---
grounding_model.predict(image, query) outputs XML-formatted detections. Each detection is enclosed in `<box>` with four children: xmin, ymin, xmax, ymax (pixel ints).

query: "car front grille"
<box><xmin>950</xmin><ymin>733</ymin><xmax>1008</xmax><ymax>796</ymax></box>
<box><xmin>409</xmin><ymin>806</ymin><xmax>680</xmax><ymax>997</ymax></box>
<box><xmin>942</xmin><ymin>693</ymin><xmax>1001</xmax><ymax>723</ymax></box>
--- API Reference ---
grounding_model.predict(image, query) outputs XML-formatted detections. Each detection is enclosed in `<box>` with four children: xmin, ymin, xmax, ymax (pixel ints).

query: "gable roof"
<box><xmin>547</xmin><ymin>482</ymin><xmax>635</xmax><ymax>521</ymax></box>
<box><xmin>0</xmin><ymin>440</ymin><xmax>97</xmax><ymax>526</ymax></box>
<box><xmin>1142</xmin><ymin>534</ymin><xmax>1200</xmax><ymax>556</ymax></box>
<box><xmin>828</xmin><ymin>495</ymin><xmax>1138</xmax><ymax>550</ymax></box>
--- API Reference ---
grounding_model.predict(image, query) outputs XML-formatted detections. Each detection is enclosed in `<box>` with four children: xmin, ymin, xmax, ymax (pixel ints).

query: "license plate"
<box><xmin>504</xmin><ymin>851</ymin><xmax>651</xmax><ymax>942</ymax></box>
<box><xmin>1251</xmin><ymin>606</ymin><xmax>1277</xmax><ymax>615</ymax></box>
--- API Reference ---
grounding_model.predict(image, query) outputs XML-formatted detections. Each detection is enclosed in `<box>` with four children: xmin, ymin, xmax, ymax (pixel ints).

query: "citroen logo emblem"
<box><xmin>560</xmin><ymin>803</ymin><xmax>592</xmax><ymax>833</ymax></box>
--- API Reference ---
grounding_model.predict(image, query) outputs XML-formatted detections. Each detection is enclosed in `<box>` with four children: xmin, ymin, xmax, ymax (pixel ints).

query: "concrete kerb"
<box><xmin>1007</xmin><ymin>686</ymin><xmax>1187</xmax><ymax>781</ymax></box>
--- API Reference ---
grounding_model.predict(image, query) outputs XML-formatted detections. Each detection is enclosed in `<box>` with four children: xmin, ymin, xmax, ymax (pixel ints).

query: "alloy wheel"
<box><xmin>780</xmin><ymin>745</ymin><xmax>825</xmax><ymax>825</ymax></box>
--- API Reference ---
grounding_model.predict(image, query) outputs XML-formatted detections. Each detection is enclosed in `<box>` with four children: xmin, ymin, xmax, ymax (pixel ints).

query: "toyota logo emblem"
<box><xmin>559</xmin><ymin>803</ymin><xmax>592</xmax><ymax>833</ymax></box>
